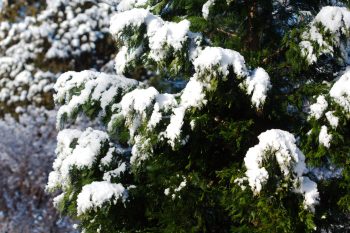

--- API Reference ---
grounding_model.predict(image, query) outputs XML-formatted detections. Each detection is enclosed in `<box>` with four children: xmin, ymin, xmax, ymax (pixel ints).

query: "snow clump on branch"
<box><xmin>299</xmin><ymin>6</ymin><xmax>350</xmax><ymax>65</ymax></box>
<box><xmin>236</xmin><ymin>129</ymin><xmax>319</xmax><ymax>211</ymax></box>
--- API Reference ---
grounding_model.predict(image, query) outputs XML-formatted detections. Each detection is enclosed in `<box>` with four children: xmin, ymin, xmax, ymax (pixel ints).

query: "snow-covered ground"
<box><xmin>0</xmin><ymin>107</ymin><xmax>76</xmax><ymax>232</ymax></box>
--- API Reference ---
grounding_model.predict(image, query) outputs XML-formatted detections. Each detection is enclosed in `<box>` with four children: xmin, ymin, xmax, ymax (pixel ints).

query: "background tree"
<box><xmin>0</xmin><ymin>0</ymin><xmax>118</xmax><ymax>117</ymax></box>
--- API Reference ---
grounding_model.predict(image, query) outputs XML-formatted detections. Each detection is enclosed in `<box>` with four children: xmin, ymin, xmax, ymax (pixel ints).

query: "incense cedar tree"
<box><xmin>47</xmin><ymin>0</ymin><xmax>350</xmax><ymax>232</ymax></box>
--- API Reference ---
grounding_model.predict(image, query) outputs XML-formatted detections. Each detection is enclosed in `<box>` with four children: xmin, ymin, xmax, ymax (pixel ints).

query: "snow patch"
<box><xmin>47</xmin><ymin>128</ymin><xmax>110</xmax><ymax>190</ymax></box>
<box><xmin>325</xmin><ymin>111</ymin><xmax>339</xmax><ymax>128</ymax></box>
<box><xmin>77</xmin><ymin>181</ymin><xmax>127</xmax><ymax>215</ymax></box>
<box><xmin>300</xmin><ymin>6</ymin><xmax>350</xmax><ymax>64</ymax></box>
<box><xmin>237</xmin><ymin>129</ymin><xmax>319</xmax><ymax>211</ymax></box>
<box><xmin>309</xmin><ymin>95</ymin><xmax>328</xmax><ymax>119</ymax></box>
<box><xmin>245</xmin><ymin>67</ymin><xmax>271</xmax><ymax>108</ymax></box>
<box><xmin>330</xmin><ymin>70</ymin><xmax>350</xmax><ymax>113</ymax></box>
<box><xmin>319</xmin><ymin>125</ymin><xmax>332</xmax><ymax>148</ymax></box>
<box><xmin>202</xmin><ymin>0</ymin><xmax>215</xmax><ymax>20</ymax></box>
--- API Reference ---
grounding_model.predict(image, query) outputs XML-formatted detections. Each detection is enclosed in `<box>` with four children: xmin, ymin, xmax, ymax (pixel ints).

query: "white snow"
<box><xmin>202</xmin><ymin>0</ymin><xmax>215</xmax><ymax>20</ymax></box>
<box><xmin>180</xmin><ymin>78</ymin><xmax>207</xmax><ymax>108</ymax></box>
<box><xmin>325</xmin><ymin>111</ymin><xmax>339</xmax><ymax>128</ymax></box>
<box><xmin>55</xmin><ymin>70</ymin><xmax>138</xmax><ymax>128</ymax></box>
<box><xmin>309</xmin><ymin>71</ymin><xmax>350</xmax><ymax>130</ymax></box>
<box><xmin>117</xmin><ymin>0</ymin><xmax>148</xmax><ymax>12</ymax></box>
<box><xmin>309</xmin><ymin>95</ymin><xmax>328</xmax><ymax>120</ymax></box>
<box><xmin>319</xmin><ymin>125</ymin><xmax>332</xmax><ymax>148</ymax></box>
<box><xmin>238</xmin><ymin>129</ymin><xmax>319</xmax><ymax>211</ymax></box>
<box><xmin>120</xmin><ymin>87</ymin><xmax>159</xmax><ymax>117</ymax></box>
<box><xmin>193</xmin><ymin>47</ymin><xmax>248</xmax><ymax>78</ymax></box>
<box><xmin>300</xmin><ymin>6</ymin><xmax>350</xmax><ymax>64</ymax></box>
<box><xmin>164</xmin><ymin>188</ymin><xmax>170</xmax><ymax>196</ymax></box>
<box><xmin>110</xmin><ymin>8</ymin><xmax>150</xmax><ymax>38</ymax></box>
<box><xmin>103</xmin><ymin>162</ymin><xmax>127</xmax><ymax>182</ymax></box>
<box><xmin>164</xmin><ymin>106</ymin><xmax>186</xmax><ymax>148</ymax></box>
<box><xmin>0</xmin><ymin>0</ymin><xmax>121</xmax><ymax>112</ymax></box>
<box><xmin>130</xmin><ymin>135</ymin><xmax>152</xmax><ymax>165</ymax></box>
<box><xmin>330</xmin><ymin>69</ymin><xmax>350</xmax><ymax>113</ymax></box>
<box><xmin>192</xmin><ymin>47</ymin><xmax>271</xmax><ymax>109</ymax></box>
<box><xmin>111</xmin><ymin>45</ymin><xmax>270</xmax><ymax>149</ymax></box>
<box><xmin>242</xmin><ymin>129</ymin><xmax>306</xmax><ymax>193</ymax></box>
<box><xmin>299</xmin><ymin>41</ymin><xmax>317</xmax><ymax>64</ymax></box>
<box><xmin>147</xmin><ymin>19</ymin><xmax>190</xmax><ymax>61</ymax></box>
<box><xmin>119</xmin><ymin>87</ymin><xmax>178</xmax><ymax>139</ymax></box>
<box><xmin>156</xmin><ymin>93</ymin><xmax>178</xmax><ymax>110</ymax></box>
<box><xmin>42</xmin><ymin>2</ymin><xmax>276</xmax><ymax>219</ymax></box>
<box><xmin>314</xmin><ymin>6</ymin><xmax>350</xmax><ymax>34</ymax></box>
<box><xmin>100</xmin><ymin>147</ymin><xmax>116</xmax><ymax>167</ymax></box>
<box><xmin>245</xmin><ymin>67</ymin><xmax>272</xmax><ymax>108</ymax></box>
<box><xmin>47</xmin><ymin>128</ymin><xmax>110</xmax><ymax>190</ymax></box>
<box><xmin>148</xmin><ymin>103</ymin><xmax>162</xmax><ymax>129</ymax></box>
<box><xmin>148</xmin><ymin>94</ymin><xmax>177</xmax><ymax>129</ymax></box>
<box><xmin>53</xmin><ymin>193</ymin><xmax>65</xmax><ymax>208</ymax></box>
<box><xmin>159</xmin><ymin>46</ymin><xmax>255</xmax><ymax>147</ymax></box>
<box><xmin>294</xmin><ymin>177</ymin><xmax>320</xmax><ymax>212</ymax></box>
<box><xmin>77</xmin><ymin>181</ymin><xmax>127</xmax><ymax>215</ymax></box>
<box><xmin>115</xmin><ymin>45</ymin><xmax>143</xmax><ymax>74</ymax></box>
<box><xmin>174</xmin><ymin>178</ymin><xmax>187</xmax><ymax>193</ymax></box>
<box><xmin>107</xmin><ymin>9</ymin><xmax>272</xmax><ymax>152</ymax></box>
<box><xmin>163</xmin><ymin>177</ymin><xmax>187</xmax><ymax>199</ymax></box>
<box><xmin>110</xmin><ymin>8</ymin><xmax>190</xmax><ymax>62</ymax></box>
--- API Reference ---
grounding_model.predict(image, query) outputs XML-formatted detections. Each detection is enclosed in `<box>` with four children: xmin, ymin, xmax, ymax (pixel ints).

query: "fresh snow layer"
<box><xmin>243</xmin><ymin>129</ymin><xmax>306</xmax><ymax>193</ymax></box>
<box><xmin>77</xmin><ymin>181</ymin><xmax>127</xmax><ymax>215</ymax></box>
<box><xmin>115</xmin><ymin>45</ymin><xmax>143</xmax><ymax>74</ymax></box>
<box><xmin>47</xmin><ymin>128</ymin><xmax>110</xmax><ymax>190</ymax></box>
<box><xmin>202</xmin><ymin>0</ymin><xmax>216</xmax><ymax>20</ymax></box>
<box><xmin>55</xmin><ymin>70</ymin><xmax>138</xmax><ymax>128</ymax></box>
<box><xmin>330</xmin><ymin>69</ymin><xmax>350</xmax><ymax>113</ymax></box>
<box><xmin>112</xmin><ymin>45</ymin><xmax>271</xmax><ymax>150</ymax></box>
<box><xmin>103</xmin><ymin>162</ymin><xmax>127</xmax><ymax>182</ymax></box>
<box><xmin>0</xmin><ymin>0</ymin><xmax>121</xmax><ymax>111</ymax></box>
<box><xmin>325</xmin><ymin>111</ymin><xmax>339</xmax><ymax>128</ymax></box>
<box><xmin>309</xmin><ymin>95</ymin><xmax>328</xmax><ymax>119</ymax></box>
<box><xmin>314</xmin><ymin>6</ymin><xmax>350</xmax><ymax>34</ymax></box>
<box><xmin>52</xmin><ymin>5</ymin><xmax>271</xmax><ymax>177</ymax></box>
<box><xmin>319</xmin><ymin>125</ymin><xmax>332</xmax><ymax>148</ymax></box>
<box><xmin>120</xmin><ymin>87</ymin><xmax>159</xmax><ymax>117</ymax></box>
<box><xmin>163</xmin><ymin>47</ymin><xmax>270</xmax><ymax>146</ymax></box>
<box><xmin>117</xmin><ymin>0</ymin><xmax>148</xmax><ymax>12</ymax></box>
<box><xmin>299</xmin><ymin>41</ymin><xmax>317</xmax><ymax>64</ymax></box>
<box><xmin>295</xmin><ymin>177</ymin><xmax>320</xmax><ymax>211</ymax></box>
<box><xmin>193</xmin><ymin>47</ymin><xmax>248</xmax><ymax>77</ymax></box>
<box><xmin>238</xmin><ymin>129</ymin><xmax>319</xmax><ymax>211</ymax></box>
<box><xmin>110</xmin><ymin>8</ymin><xmax>190</xmax><ymax>62</ymax></box>
<box><xmin>108</xmin><ymin>7</ymin><xmax>271</xmax><ymax>151</ymax></box>
<box><xmin>300</xmin><ymin>6</ymin><xmax>350</xmax><ymax>64</ymax></box>
<box><xmin>245</xmin><ymin>68</ymin><xmax>271</xmax><ymax>108</ymax></box>
<box><xmin>308</xmin><ymin>70</ymin><xmax>350</xmax><ymax>148</ymax></box>
<box><xmin>119</xmin><ymin>87</ymin><xmax>177</xmax><ymax>140</ymax></box>
<box><xmin>130</xmin><ymin>135</ymin><xmax>152</xmax><ymax>165</ymax></box>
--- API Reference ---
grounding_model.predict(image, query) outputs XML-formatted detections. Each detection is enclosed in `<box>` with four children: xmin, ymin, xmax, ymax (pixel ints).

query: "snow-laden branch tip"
<box><xmin>236</xmin><ymin>129</ymin><xmax>319</xmax><ymax>211</ymax></box>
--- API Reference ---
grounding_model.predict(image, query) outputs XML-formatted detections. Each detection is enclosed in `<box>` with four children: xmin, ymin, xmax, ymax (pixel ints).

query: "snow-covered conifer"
<box><xmin>44</xmin><ymin>1</ymin><xmax>350</xmax><ymax>232</ymax></box>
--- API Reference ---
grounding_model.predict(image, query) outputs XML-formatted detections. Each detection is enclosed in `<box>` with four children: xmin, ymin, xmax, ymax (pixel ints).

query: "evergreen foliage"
<box><xmin>47</xmin><ymin>0</ymin><xmax>350</xmax><ymax>232</ymax></box>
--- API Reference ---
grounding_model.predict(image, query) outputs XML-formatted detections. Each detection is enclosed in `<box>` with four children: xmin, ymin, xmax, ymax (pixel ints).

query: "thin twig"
<box><xmin>216</xmin><ymin>28</ymin><xmax>238</xmax><ymax>38</ymax></box>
